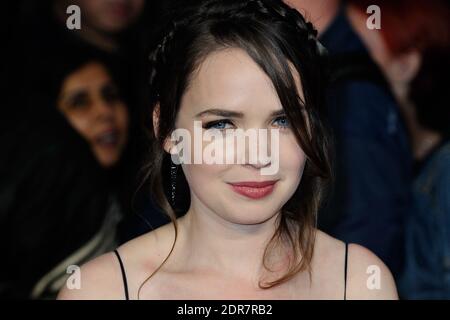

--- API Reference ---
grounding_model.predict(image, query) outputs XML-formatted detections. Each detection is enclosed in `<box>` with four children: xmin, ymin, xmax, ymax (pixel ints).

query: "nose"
<box><xmin>244</xmin><ymin>163</ymin><xmax>271</xmax><ymax>172</ymax></box>
<box><xmin>244</xmin><ymin>157</ymin><xmax>271</xmax><ymax>170</ymax></box>
<box><xmin>241</xmin><ymin>143</ymin><xmax>271</xmax><ymax>170</ymax></box>
<box><xmin>238</xmin><ymin>131</ymin><xmax>274</xmax><ymax>170</ymax></box>
<box><xmin>93</xmin><ymin>97</ymin><xmax>114</xmax><ymax>120</ymax></box>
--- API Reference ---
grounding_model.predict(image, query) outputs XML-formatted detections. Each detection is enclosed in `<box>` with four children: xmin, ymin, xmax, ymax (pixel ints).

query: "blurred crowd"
<box><xmin>0</xmin><ymin>0</ymin><xmax>449</xmax><ymax>299</ymax></box>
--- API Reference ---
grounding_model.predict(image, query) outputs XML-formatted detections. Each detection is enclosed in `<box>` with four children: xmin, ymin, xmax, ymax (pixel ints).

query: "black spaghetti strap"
<box><xmin>344</xmin><ymin>243</ymin><xmax>349</xmax><ymax>300</ymax></box>
<box><xmin>114</xmin><ymin>249</ymin><xmax>130</xmax><ymax>300</ymax></box>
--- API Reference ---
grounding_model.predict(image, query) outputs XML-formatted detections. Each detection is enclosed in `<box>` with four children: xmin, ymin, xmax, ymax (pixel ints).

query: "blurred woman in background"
<box><xmin>0</xmin><ymin>49</ymin><xmax>131</xmax><ymax>299</ymax></box>
<box><xmin>57</xmin><ymin>60</ymin><xmax>129</xmax><ymax>168</ymax></box>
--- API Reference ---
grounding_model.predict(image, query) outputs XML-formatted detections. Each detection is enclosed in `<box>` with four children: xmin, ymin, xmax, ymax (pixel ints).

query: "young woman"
<box><xmin>59</xmin><ymin>0</ymin><xmax>397</xmax><ymax>300</ymax></box>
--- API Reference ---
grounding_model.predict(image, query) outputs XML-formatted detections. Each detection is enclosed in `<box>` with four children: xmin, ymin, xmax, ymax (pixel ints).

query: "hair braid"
<box><xmin>148</xmin><ymin>0</ymin><xmax>326</xmax><ymax>99</ymax></box>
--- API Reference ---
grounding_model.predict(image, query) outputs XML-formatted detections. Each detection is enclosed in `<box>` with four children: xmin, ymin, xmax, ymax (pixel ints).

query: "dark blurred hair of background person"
<box><xmin>286</xmin><ymin>0</ymin><xmax>412</xmax><ymax>279</ymax></box>
<box><xmin>347</xmin><ymin>0</ymin><xmax>450</xmax><ymax>299</ymax></box>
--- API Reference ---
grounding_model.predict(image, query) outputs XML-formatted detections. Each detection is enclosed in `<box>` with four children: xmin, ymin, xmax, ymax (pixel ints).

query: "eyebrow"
<box><xmin>60</xmin><ymin>90</ymin><xmax>87</xmax><ymax>103</ymax></box>
<box><xmin>195</xmin><ymin>108</ymin><xmax>286</xmax><ymax>118</ymax></box>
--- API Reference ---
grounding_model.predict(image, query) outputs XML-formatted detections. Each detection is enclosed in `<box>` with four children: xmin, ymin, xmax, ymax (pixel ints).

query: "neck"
<box><xmin>286</xmin><ymin>0</ymin><xmax>340</xmax><ymax>34</ymax></box>
<box><xmin>174</xmin><ymin>197</ymin><xmax>288</xmax><ymax>284</ymax></box>
<box><xmin>409</xmin><ymin>121</ymin><xmax>442</xmax><ymax>162</ymax></box>
<box><xmin>396</xmin><ymin>100</ymin><xmax>442</xmax><ymax>162</ymax></box>
<box><xmin>53</xmin><ymin>3</ymin><xmax>119</xmax><ymax>53</ymax></box>
<box><xmin>414</xmin><ymin>130</ymin><xmax>442</xmax><ymax>162</ymax></box>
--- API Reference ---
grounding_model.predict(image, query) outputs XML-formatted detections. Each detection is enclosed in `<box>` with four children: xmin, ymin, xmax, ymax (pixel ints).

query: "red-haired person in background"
<box><xmin>347</xmin><ymin>0</ymin><xmax>450</xmax><ymax>299</ymax></box>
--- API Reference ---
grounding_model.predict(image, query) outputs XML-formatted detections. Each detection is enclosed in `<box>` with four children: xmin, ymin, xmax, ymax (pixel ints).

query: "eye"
<box><xmin>68</xmin><ymin>93</ymin><xmax>90</xmax><ymax>110</ymax></box>
<box><xmin>101</xmin><ymin>84</ymin><xmax>122</xmax><ymax>104</ymax></box>
<box><xmin>272</xmin><ymin>115</ymin><xmax>290</xmax><ymax>129</ymax></box>
<box><xmin>202</xmin><ymin>119</ymin><xmax>235</xmax><ymax>130</ymax></box>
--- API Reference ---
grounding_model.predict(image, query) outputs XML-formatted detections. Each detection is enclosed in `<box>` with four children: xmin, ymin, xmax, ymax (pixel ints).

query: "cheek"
<box><xmin>115</xmin><ymin>104</ymin><xmax>129</xmax><ymax>132</ymax></box>
<box><xmin>279</xmin><ymin>134</ymin><xmax>306</xmax><ymax>182</ymax></box>
<box><xmin>76</xmin><ymin>0</ymin><xmax>103</xmax><ymax>18</ymax></box>
<box><xmin>63</xmin><ymin>111</ymin><xmax>96</xmax><ymax>144</ymax></box>
<box><xmin>182</xmin><ymin>163</ymin><xmax>227</xmax><ymax>196</ymax></box>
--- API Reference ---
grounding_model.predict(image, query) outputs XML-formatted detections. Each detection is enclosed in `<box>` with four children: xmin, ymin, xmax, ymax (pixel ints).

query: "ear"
<box><xmin>389</xmin><ymin>51</ymin><xmax>422</xmax><ymax>83</ymax></box>
<box><xmin>153</xmin><ymin>103</ymin><xmax>176</xmax><ymax>154</ymax></box>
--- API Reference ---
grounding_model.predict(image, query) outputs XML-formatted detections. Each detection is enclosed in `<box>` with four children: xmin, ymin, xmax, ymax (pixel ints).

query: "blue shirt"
<box><xmin>399</xmin><ymin>140</ymin><xmax>450</xmax><ymax>299</ymax></box>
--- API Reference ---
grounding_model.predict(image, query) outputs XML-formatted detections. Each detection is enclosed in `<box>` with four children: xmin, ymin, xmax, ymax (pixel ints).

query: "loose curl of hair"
<box><xmin>138</xmin><ymin>0</ymin><xmax>332</xmax><ymax>298</ymax></box>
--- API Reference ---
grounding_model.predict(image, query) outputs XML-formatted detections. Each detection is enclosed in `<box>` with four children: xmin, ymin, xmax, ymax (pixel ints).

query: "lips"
<box><xmin>228</xmin><ymin>180</ymin><xmax>278</xmax><ymax>199</ymax></box>
<box><xmin>95</xmin><ymin>129</ymin><xmax>120</xmax><ymax>148</ymax></box>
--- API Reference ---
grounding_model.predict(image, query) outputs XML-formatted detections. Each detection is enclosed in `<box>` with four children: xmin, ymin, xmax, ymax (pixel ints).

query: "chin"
<box><xmin>97</xmin><ymin>156</ymin><xmax>119</xmax><ymax>168</ymax></box>
<box><xmin>99</xmin><ymin>19</ymin><xmax>131</xmax><ymax>33</ymax></box>
<box><xmin>220</xmin><ymin>205</ymin><xmax>280</xmax><ymax>226</ymax></box>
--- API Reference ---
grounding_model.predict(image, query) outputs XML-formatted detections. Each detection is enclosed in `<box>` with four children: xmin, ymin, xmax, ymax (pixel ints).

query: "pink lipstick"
<box><xmin>228</xmin><ymin>180</ymin><xmax>278</xmax><ymax>199</ymax></box>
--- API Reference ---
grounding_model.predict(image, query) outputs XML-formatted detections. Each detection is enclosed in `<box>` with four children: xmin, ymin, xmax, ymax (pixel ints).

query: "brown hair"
<box><xmin>139</xmin><ymin>0</ymin><xmax>332</xmax><ymax>296</ymax></box>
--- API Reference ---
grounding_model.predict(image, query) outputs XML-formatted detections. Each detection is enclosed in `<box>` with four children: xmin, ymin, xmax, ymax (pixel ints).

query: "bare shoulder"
<box><xmin>57</xmin><ymin>251</ymin><xmax>124</xmax><ymax>300</ymax></box>
<box><xmin>312</xmin><ymin>230</ymin><xmax>346</xmax><ymax>270</ymax></box>
<box><xmin>58</xmin><ymin>222</ymin><xmax>176</xmax><ymax>300</ymax></box>
<box><xmin>345</xmin><ymin>243</ymin><xmax>398</xmax><ymax>300</ymax></box>
<box><xmin>313</xmin><ymin>230</ymin><xmax>398</xmax><ymax>300</ymax></box>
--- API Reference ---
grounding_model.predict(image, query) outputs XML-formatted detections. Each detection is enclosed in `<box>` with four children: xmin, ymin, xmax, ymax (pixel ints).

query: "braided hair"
<box><xmin>140</xmin><ymin>0</ymin><xmax>332</xmax><ymax>296</ymax></box>
<box><xmin>148</xmin><ymin>0</ymin><xmax>326</xmax><ymax>98</ymax></box>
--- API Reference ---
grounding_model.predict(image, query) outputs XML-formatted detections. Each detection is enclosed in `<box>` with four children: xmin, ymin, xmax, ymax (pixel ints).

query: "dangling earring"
<box><xmin>170</xmin><ymin>162</ymin><xmax>178</xmax><ymax>207</ymax></box>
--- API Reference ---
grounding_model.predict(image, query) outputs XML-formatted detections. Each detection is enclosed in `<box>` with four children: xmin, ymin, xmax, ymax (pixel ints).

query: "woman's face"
<box><xmin>168</xmin><ymin>48</ymin><xmax>307</xmax><ymax>225</ymax></box>
<box><xmin>58</xmin><ymin>62</ymin><xmax>129</xmax><ymax>168</ymax></box>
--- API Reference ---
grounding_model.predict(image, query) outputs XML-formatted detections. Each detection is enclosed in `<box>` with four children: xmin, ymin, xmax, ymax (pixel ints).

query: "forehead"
<box><xmin>179</xmin><ymin>48</ymin><xmax>303</xmax><ymax>116</ymax></box>
<box><xmin>62</xmin><ymin>62</ymin><xmax>111</xmax><ymax>93</ymax></box>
